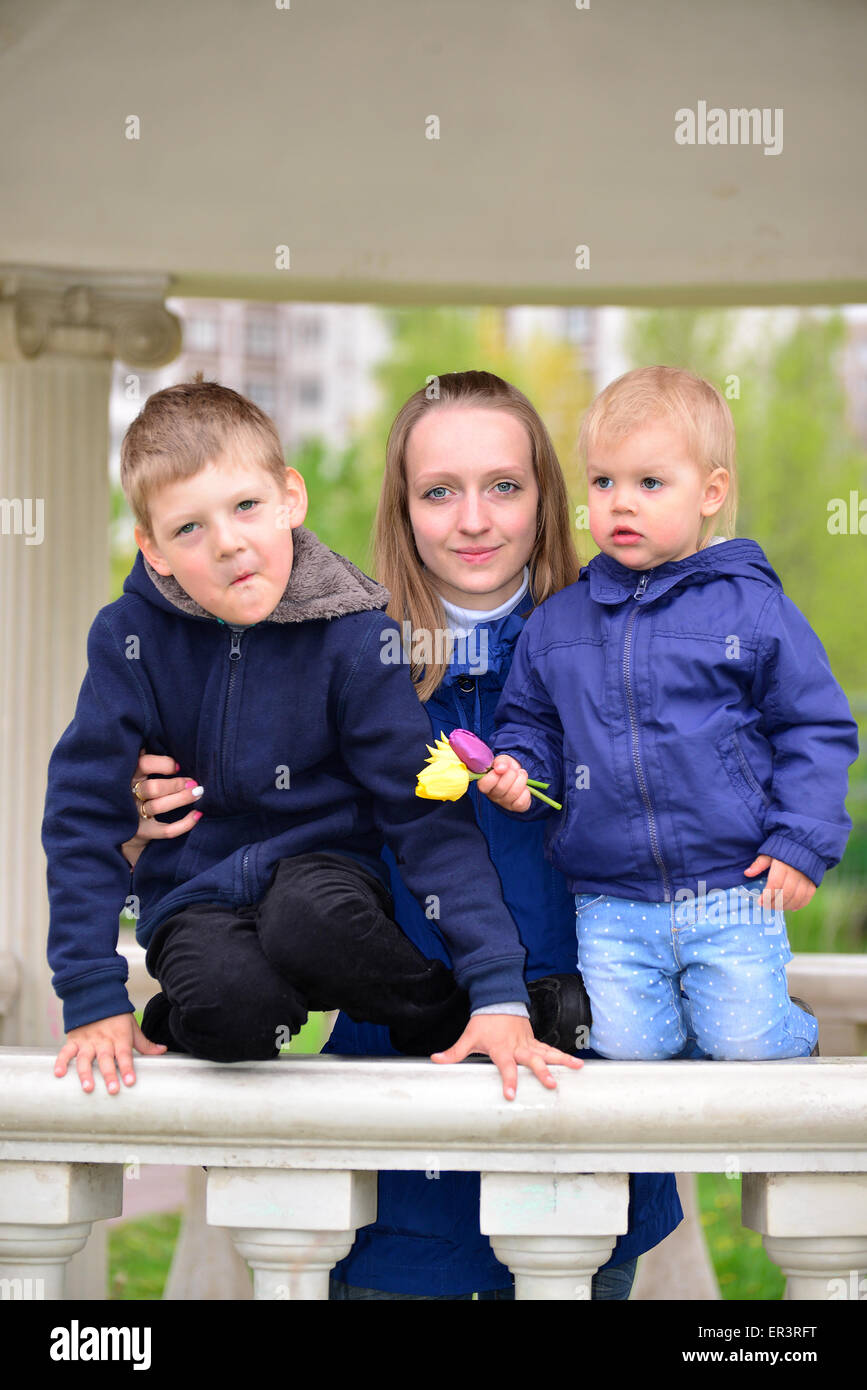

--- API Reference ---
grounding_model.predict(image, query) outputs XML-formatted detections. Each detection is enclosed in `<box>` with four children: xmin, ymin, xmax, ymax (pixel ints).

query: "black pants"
<box><xmin>141</xmin><ymin>852</ymin><xmax>471</xmax><ymax>1063</ymax></box>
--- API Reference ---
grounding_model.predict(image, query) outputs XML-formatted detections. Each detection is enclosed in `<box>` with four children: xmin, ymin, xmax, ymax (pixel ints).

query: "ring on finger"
<box><xmin>139</xmin><ymin>800</ymin><xmax>151</xmax><ymax>820</ymax></box>
<box><xmin>132</xmin><ymin>779</ymin><xmax>147</xmax><ymax>803</ymax></box>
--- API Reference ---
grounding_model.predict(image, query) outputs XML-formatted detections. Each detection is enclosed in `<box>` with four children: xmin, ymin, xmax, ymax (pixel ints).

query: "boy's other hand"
<box><xmin>54</xmin><ymin>1013</ymin><xmax>168</xmax><ymax>1094</ymax></box>
<box><xmin>431</xmin><ymin>1015</ymin><xmax>583</xmax><ymax>1100</ymax></box>
<box><xmin>744</xmin><ymin>855</ymin><xmax>817</xmax><ymax>911</ymax></box>
<box><xmin>122</xmin><ymin>749</ymin><xmax>203</xmax><ymax>868</ymax></box>
<box><xmin>475</xmin><ymin>755</ymin><xmax>532</xmax><ymax>813</ymax></box>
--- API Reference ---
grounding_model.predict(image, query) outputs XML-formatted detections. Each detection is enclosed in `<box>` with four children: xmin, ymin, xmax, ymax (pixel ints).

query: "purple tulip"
<box><xmin>448</xmin><ymin>729</ymin><xmax>494</xmax><ymax>774</ymax></box>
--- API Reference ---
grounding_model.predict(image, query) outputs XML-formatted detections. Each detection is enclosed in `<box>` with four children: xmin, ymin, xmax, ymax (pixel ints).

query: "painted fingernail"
<box><xmin>192</xmin><ymin>811</ymin><xmax>203</xmax><ymax>822</ymax></box>
<box><xmin>174</xmin><ymin>761</ymin><xmax>180</xmax><ymax>771</ymax></box>
<box><xmin>185</xmin><ymin>782</ymin><xmax>205</xmax><ymax>797</ymax></box>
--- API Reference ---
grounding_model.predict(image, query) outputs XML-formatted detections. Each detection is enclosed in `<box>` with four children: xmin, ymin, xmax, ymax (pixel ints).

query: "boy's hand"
<box><xmin>54</xmin><ymin>1013</ymin><xmax>168</xmax><ymax>1094</ymax></box>
<box><xmin>475</xmin><ymin>755</ymin><xmax>532</xmax><ymax>813</ymax></box>
<box><xmin>744</xmin><ymin>855</ymin><xmax>817</xmax><ymax>911</ymax></box>
<box><xmin>431</xmin><ymin>1015</ymin><xmax>583</xmax><ymax>1100</ymax></box>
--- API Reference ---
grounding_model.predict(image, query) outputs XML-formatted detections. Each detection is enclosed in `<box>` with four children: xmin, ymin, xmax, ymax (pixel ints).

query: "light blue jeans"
<box><xmin>575</xmin><ymin>875</ymin><xmax>818</xmax><ymax>1060</ymax></box>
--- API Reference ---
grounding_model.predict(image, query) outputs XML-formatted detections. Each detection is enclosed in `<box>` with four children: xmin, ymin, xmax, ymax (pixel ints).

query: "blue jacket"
<box><xmin>493</xmin><ymin>540</ymin><xmax>859</xmax><ymax>900</ymax></box>
<box><xmin>326</xmin><ymin>598</ymin><xmax>683</xmax><ymax>1294</ymax></box>
<box><xmin>42</xmin><ymin>525</ymin><xmax>532</xmax><ymax>1033</ymax></box>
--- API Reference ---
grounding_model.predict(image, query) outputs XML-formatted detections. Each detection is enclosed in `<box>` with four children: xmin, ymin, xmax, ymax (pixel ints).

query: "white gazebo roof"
<box><xmin>1</xmin><ymin>0</ymin><xmax>864</xmax><ymax>305</ymax></box>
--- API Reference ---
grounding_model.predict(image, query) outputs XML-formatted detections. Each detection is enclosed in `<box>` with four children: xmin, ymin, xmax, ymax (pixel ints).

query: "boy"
<box><xmin>44</xmin><ymin>381</ymin><xmax>585</xmax><ymax>1100</ymax></box>
<box><xmin>479</xmin><ymin>366</ymin><xmax>859</xmax><ymax>1060</ymax></box>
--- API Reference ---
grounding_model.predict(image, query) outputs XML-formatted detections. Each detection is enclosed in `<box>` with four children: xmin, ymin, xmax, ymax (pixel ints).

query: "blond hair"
<box><xmin>374</xmin><ymin>371</ymin><xmax>581</xmax><ymax>701</ymax></box>
<box><xmin>120</xmin><ymin>376</ymin><xmax>287</xmax><ymax>535</ymax></box>
<box><xmin>577</xmin><ymin>365</ymin><xmax>737</xmax><ymax>545</ymax></box>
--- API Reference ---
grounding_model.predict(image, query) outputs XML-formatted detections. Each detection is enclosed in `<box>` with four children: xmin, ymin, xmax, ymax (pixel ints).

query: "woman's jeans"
<box><xmin>575</xmin><ymin>874</ymin><xmax>818</xmax><ymax>1060</ymax></box>
<box><xmin>329</xmin><ymin>1257</ymin><xmax>638</xmax><ymax>1301</ymax></box>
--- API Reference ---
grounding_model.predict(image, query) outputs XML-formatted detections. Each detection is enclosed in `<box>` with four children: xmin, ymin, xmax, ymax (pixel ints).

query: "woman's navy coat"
<box><xmin>325</xmin><ymin>599</ymin><xmax>682</xmax><ymax>1295</ymax></box>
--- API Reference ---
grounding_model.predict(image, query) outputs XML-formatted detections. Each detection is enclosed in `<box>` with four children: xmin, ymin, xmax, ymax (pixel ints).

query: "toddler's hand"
<box><xmin>431</xmin><ymin>1015</ymin><xmax>583</xmax><ymax>1100</ymax></box>
<box><xmin>475</xmin><ymin>755</ymin><xmax>532</xmax><ymax>813</ymax></box>
<box><xmin>744</xmin><ymin>855</ymin><xmax>817</xmax><ymax>911</ymax></box>
<box><xmin>54</xmin><ymin>1012</ymin><xmax>168</xmax><ymax>1094</ymax></box>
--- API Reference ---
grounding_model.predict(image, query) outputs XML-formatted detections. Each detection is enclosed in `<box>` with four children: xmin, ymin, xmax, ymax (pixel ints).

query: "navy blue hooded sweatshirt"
<box><xmin>42</xmin><ymin>525</ymin><xmax>530</xmax><ymax>1033</ymax></box>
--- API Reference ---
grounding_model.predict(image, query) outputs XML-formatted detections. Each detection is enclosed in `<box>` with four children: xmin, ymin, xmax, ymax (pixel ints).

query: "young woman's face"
<box><xmin>404</xmin><ymin>406</ymin><xmax>539</xmax><ymax>609</ymax></box>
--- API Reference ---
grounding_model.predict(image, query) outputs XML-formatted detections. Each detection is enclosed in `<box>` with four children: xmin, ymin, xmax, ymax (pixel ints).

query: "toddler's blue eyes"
<box><xmin>592</xmin><ymin>478</ymin><xmax>662</xmax><ymax>490</ymax></box>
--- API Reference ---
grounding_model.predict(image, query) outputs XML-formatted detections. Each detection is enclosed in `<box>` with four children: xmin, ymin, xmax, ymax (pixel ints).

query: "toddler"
<box><xmin>479</xmin><ymin>366</ymin><xmax>859</xmax><ymax>1060</ymax></box>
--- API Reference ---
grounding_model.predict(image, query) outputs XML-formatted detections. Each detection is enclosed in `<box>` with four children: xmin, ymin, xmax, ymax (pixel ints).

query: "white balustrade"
<box><xmin>0</xmin><ymin>1049</ymin><xmax>865</xmax><ymax>1301</ymax></box>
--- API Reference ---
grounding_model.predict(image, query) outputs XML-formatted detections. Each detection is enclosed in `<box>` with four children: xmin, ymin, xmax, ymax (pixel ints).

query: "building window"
<box><xmin>565</xmin><ymin>308</ymin><xmax>592</xmax><ymax>345</ymax></box>
<box><xmin>295</xmin><ymin>317</ymin><xmax>324</xmax><ymax>346</ymax></box>
<box><xmin>184</xmin><ymin>317</ymin><xmax>219</xmax><ymax>352</ymax></box>
<box><xmin>296</xmin><ymin>378</ymin><xmax>322</xmax><ymax>407</ymax></box>
<box><xmin>245</xmin><ymin>318</ymin><xmax>277</xmax><ymax>358</ymax></box>
<box><xmin>245</xmin><ymin>380</ymin><xmax>277</xmax><ymax>415</ymax></box>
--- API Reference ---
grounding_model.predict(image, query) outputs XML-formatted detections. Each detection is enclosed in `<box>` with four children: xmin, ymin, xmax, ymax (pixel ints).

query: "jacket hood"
<box><xmin>583</xmin><ymin>538</ymin><xmax>783</xmax><ymax>606</ymax></box>
<box><xmin>122</xmin><ymin>523</ymin><xmax>391</xmax><ymax>624</ymax></box>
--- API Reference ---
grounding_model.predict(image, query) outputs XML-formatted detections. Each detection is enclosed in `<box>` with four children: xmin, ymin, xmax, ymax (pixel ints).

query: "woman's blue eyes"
<box><xmin>424</xmin><ymin>481</ymin><xmax>519</xmax><ymax>500</ymax></box>
<box><xmin>593</xmin><ymin>477</ymin><xmax>663</xmax><ymax>491</ymax></box>
<box><xmin>175</xmin><ymin>499</ymin><xmax>259</xmax><ymax>536</ymax></box>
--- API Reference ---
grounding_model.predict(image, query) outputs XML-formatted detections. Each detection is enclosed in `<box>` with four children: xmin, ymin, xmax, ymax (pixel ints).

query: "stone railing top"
<box><xmin>1</xmin><ymin>1049</ymin><xmax>865</xmax><ymax>1175</ymax></box>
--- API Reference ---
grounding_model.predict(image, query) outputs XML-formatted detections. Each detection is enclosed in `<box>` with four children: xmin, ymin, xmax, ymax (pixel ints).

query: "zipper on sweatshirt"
<box><xmin>622</xmin><ymin>572</ymin><xmax>673</xmax><ymax>901</ymax></box>
<box><xmin>220</xmin><ymin>626</ymin><xmax>246</xmax><ymax>800</ymax></box>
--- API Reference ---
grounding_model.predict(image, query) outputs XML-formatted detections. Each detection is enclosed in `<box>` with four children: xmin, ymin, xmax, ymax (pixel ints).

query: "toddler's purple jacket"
<box><xmin>492</xmin><ymin>539</ymin><xmax>859</xmax><ymax>901</ymax></box>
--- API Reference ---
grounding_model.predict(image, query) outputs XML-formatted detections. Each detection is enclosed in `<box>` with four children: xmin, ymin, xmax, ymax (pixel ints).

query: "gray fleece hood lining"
<box><xmin>142</xmin><ymin>523</ymin><xmax>391</xmax><ymax>624</ymax></box>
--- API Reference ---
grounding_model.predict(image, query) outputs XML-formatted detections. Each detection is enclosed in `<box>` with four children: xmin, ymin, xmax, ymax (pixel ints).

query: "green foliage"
<box><xmin>697</xmin><ymin>1174</ymin><xmax>785</xmax><ymax>1301</ymax></box>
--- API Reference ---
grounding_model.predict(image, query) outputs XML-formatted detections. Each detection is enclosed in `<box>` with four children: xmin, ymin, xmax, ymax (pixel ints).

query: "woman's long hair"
<box><xmin>374</xmin><ymin>371</ymin><xmax>581</xmax><ymax>701</ymax></box>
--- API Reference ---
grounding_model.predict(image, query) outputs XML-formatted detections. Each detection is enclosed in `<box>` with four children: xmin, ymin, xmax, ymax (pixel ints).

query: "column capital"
<box><xmin>0</xmin><ymin>265</ymin><xmax>182</xmax><ymax>367</ymax></box>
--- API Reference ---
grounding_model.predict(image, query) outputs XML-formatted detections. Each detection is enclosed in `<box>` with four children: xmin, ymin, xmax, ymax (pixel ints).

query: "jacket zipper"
<box><xmin>623</xmin><ymin>572</ymin><xmax>673</xmax><ymax>901</ymax></box>
<box><xmin>221</xmin><ymin>627</ymin><xmax>245</xmax><ymax>790</ymax></box>
<box><xmin>223</xmin><ymin>626</ymin><xmax>254</xmax><ymax>900</ymax></box>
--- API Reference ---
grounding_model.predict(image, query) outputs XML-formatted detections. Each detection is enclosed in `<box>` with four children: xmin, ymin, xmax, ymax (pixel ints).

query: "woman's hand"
<box><xmin>431</xmin><ymin>1015</ymin><xmax>583</xmax><ymax>1100</ymax></box>
<box><xmin>121</xmin><ymin>749</ymin><xmax>203</xmax><ymax>868</ymax></box>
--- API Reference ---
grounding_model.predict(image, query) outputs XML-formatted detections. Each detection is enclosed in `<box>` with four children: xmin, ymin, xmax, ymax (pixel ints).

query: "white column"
<box><xmin>480</xmin><ymin>1172</ymin><xmax>630</xmax><ymax>1300</ymax></box>
<box><xmin>0</xmin><ymin>1160</ymin><xmax>123</xmax><ymax>1299</ymax></box>
<box><xmin>742</xmin><ymin>1172</ymin><xmax>867</xmax><ymax>1300</ymax></box>
<box><xmin>205</xmin><ymin>1167</ymin><xmax>378</xmax><ymax>1300</ymax></box>
<box><xmin>0</xmin><ymin>266</ymin><xmax>181</xmax><ymax>1049</ymax></box>
<box><xmin>163</xmin><ymin>1165</ymin><xmax>253</xmax><ymax>1300</ymax></box>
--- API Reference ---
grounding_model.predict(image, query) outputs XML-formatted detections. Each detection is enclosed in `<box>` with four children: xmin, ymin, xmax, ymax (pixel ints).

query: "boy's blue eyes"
<box><xmin>424</xmin><ymin>481</ymin><xmax>519</xmax><ymax>500</ymax></box>
<box><xmin>174</xmin><ymin>499</ymin><xmax>259</xmax><ymax>536</ymax></box>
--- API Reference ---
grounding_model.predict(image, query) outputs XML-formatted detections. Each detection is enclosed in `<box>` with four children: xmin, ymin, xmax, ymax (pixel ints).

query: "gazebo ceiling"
<box><xmin>1</xmin><ymin>0</ymin><xmax>864</xmax><ymax>305</ymax></box>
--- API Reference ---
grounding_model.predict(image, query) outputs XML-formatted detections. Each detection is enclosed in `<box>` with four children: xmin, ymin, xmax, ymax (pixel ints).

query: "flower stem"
<box><xmin>528</xmin><ymin>787</ymin><xmax>562</xmax><ymax>810</ymax></box>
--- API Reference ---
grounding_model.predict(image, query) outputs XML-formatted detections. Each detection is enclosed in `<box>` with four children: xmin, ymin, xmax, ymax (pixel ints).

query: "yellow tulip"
<box><xmin>415</xmin><ymin>731</ymin><xmax>471</xmax><ymax>800</ymax></box>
